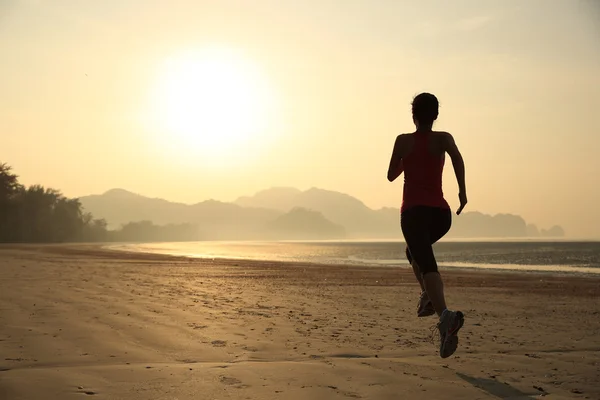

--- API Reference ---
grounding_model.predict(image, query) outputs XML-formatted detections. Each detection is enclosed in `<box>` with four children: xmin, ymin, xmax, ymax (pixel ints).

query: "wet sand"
<box><xmin>0</xmin><ymin>244</ymin><xmax>599</xmax><ymax>399</ymax></box>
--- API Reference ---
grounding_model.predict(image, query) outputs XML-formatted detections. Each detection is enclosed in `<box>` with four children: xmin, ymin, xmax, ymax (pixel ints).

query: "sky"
<box><xmin>2</xmin><ymin>0</ymin><xmax>600</xmax><ymax>238</ymax></box>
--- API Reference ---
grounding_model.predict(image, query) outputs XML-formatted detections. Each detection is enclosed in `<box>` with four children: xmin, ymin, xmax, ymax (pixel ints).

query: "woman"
<box><xmin>387</xmin><ymin>92</ymin><xmax>467</xmax><ymax>359</ymax></box>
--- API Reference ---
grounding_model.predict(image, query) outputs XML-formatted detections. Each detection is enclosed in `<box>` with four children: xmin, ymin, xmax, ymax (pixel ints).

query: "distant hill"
<box><xmin>80</xmin><ymin>187</ymin><xmax>565</xmax><ymax>240</ymax></box>
<box><xmin>235</xmin><ymin>187</ymin><xmax>302</xmax><ymax>211</ymax></box>
<box><xmin>235</xmin><ymin>187</ymin><xmax>397</xmax><ymax>237</ymax></box>
<box><xmin>265</xmin><ymin>207</ymin><xmax>346</xmax><ymax>240</ymax></box>
<box><xmin>80</xmin><ymin>189</ymin><xmax>190</xmax><ymax>227</ymax></box>
<box><xmin>541</xmin><ymin>225</ymin><xmax>565</xmax><ymax>237</ymax></box>
<box><xmin>80</xmin><ymin>189</ymin><xmax>280</xmax><ymax>240</ymax></box>
<box><xmin>449</xmin><ymin>212</ymin><xmax>528</xmax><ymax>238</ymax></box>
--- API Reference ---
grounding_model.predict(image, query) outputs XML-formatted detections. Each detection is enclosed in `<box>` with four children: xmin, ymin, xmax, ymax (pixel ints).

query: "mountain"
<box><xmin>265</xmin><ymin>207</ymin><xmax>346</xmax><ymax>240</ymax></box>
<box><xmin>80</xmin><ymin>189</ymin><xmax>190</xmax><ymax>227</ymax></box>
<box><xmin>235</xmin><ymin>188</ymin><xmax>565</xmax><ymax>238</ymax></box>
<box><xmin>80</xmin><ymin>189</ymin><xmax>281</xmax><ymax>240</ymax></box>
<box><xmin>235</xmin><ymin>187</ymin><xmax>302</xmax><ymax>211</ymax></box>
<box><xmin>80</xmin><ymin>188</ymin><xmax>565</xmax><ymax>240</ymax></box>
<box><xmin>541</xmin><ymin>225</ymin><xmax>565</xmax><ymax>237</ymax></box>
<box><xmin>449</xmin><ymin>212</ymin><xmax>528</xmax><ymax>238</ymax></box>
<box><xmin>235</xmin><ymin>187</ymin><xmax>397</xmax><ymax>237</ymax></box>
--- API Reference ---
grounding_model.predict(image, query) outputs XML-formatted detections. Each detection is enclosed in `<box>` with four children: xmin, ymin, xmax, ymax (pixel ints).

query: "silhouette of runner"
<box><xmin>387</xmin><ymin>93</ymin><xmax>467</xmax><ymax>358</ymax></box>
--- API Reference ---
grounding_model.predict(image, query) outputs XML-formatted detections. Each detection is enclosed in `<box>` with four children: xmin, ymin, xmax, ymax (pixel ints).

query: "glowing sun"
<box><xmin>151</xmin><ymin>47</ymin><xmax>279</xmax><ymax>164</ymax></box>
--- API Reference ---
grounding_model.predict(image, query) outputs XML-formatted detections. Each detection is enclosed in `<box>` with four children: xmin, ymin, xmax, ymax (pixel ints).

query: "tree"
<box><xmin>0</xmin><ymin>162</ymin><xmax>198</xmax><ymax>244</ymax></box>
<box><xmin>0</xmin><ymin>163</ymin><xmax>24</xmax><ymax>241</ymax></box>
<box><xmin>0</xmin><ymin>163</ymin><xmax>21</xmax><ymax>197</ymax></box>
<box><xmin>0</xmin><ymin>162</ymin><xmax>110</xmax><ymax>243</ymax></box>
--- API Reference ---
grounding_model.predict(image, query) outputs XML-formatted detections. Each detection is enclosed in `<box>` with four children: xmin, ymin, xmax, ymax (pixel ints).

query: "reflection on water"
<box><xmin>109</xmin><ymin>239</ymin><xmax>600</xmax><ymax>275</ymax></box>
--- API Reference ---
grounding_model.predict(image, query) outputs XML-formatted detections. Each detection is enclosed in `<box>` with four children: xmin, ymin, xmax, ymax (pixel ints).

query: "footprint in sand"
<box><xmin>327</xmin><ymin>386</ymin><xmax>362</xmax><ymax>398</ymax></box>
<box><xmin>76</xmin><ymin>387</ymin><xmax>96</xmax><ymax>396</ymax></box>
<box><xmin>211</xmin><ymin>340</ymin><xmax>227</xmax><ymax>347</ymax></box>
<box><xmin>219</xmin><ymin>376</ymin><xmax>249</xmax><ymax>388</ymax></box>
<box><xmin>220</xmin><ymin>376</ymin><xmax>241</xmax><ymax>385</ymax></box>
<box><xmin>187</xmin><ymin>323</ymin><xmax>208</xmax><ymax>330</ymax></box>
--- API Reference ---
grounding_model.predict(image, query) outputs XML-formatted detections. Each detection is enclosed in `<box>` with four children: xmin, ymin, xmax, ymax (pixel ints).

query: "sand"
<box><xmin>0</xmin><ymin>244</ymin><xmax>599</xmax><ymax>400</ymax></box>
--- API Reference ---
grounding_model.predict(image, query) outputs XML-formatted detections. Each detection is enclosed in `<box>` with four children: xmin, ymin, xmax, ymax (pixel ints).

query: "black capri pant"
<box><xmin>401</xmin><ymin>206</ymin><xmax>452</xmax><ymax>275</ymax></box>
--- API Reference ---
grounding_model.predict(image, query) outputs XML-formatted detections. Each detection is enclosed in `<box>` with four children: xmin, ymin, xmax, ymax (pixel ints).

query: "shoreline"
<box><xmin>4</xmin><ymin>242</ymin><xmax>600</xmax><ymax>294</ymax></box>
<box><xmin>4</xmin><ymin>241</ymin><xmax>600</xmax><ymax>277</ymax></box>
<box><xmin>104</xmin><ymin>241</ymin><xmax>600</xmax><ymax>277</ymax></box>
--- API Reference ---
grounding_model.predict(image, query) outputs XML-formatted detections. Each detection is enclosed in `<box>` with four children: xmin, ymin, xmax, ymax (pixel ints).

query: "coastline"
<box><xmin>105</xmin><ymin>240</ymin><xmax>600</xmax><ymax>276</ymax></box>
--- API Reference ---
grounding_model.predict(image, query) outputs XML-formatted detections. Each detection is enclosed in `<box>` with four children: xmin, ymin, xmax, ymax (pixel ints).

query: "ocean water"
<box><xmin>111</xmin><ymin>239</ymin><xmax>600</xmax><ymax>275</ymax></box>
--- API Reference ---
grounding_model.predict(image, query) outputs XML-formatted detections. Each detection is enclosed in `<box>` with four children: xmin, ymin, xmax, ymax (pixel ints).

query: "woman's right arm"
<box><xmin>387</xmin><ymin>135</ymin><xmax>404</xmax><ymax>182</ymax></box>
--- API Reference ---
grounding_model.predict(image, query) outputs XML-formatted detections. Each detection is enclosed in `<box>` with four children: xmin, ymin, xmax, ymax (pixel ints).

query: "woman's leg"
<box><xmin>422</xmin><ymin>208</ymin><xmax>452</xmax><ymax>315</ymax></box>
<box><xmin>407</xmin><ymin>246</ymin><xmax>435</xmax><ymax>317</ymax></box>
<box><xmin>402</xmin><ymin>207</ymin><xmax>450</xmax><ymax>316</ymax></box>
<box><xmin>423</xmin><ymin>272</ymin><xmax>447</xmax><ymax>316</ymax></box>
<box><xmin>406</xmin><ymin>247</ymin><xmax>426</xmax><ymax>292</ymax></box>
<box><xmin>403</xmin><ymin>207</ymin><xmax>464</xmax><ymax>358</ymax></box>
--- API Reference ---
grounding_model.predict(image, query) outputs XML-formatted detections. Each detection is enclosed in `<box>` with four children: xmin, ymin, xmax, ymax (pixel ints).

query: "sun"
<box><xmin>149</xmin><ymin>47</ymin><xmax>279</xmax><ymax>165</ymax></box>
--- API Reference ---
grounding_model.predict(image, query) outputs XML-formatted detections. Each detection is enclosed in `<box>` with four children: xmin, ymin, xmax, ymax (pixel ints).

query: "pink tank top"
<box><xmin>401</xmin><ymin>133</ymin><xmax>450</xmax><ymax>213</ymax></box>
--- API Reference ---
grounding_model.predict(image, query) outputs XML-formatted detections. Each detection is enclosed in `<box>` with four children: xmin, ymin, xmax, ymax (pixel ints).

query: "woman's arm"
<box><xmin>387</xmin><ymin>135</ymin><xmax>404</xmax><ymax>182</ymax></box>
<box><xmin>444</xmin><ymin>132</ymin><xmax>468</xmax><ymax>214</ymax></box>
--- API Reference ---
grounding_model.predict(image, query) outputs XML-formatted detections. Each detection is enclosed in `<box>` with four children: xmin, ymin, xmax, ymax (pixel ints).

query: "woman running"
<box><xmin>387</xmin><ymin>92</ymin><xmax>467</xmax><ymax>359</ymax></box>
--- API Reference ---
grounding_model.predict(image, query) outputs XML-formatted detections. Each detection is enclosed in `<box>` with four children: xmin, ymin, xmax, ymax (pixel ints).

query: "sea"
<box><xmin>111</xmin><ymin>239</ymin><xmax>600</xmax><ymax>275</ymax></box>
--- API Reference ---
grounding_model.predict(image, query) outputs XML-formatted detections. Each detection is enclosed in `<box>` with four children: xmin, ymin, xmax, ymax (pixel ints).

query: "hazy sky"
<box><xmin>2</xmin><ymin>0</ymin><xmax>600</xmax><ymax>237</ymax></box>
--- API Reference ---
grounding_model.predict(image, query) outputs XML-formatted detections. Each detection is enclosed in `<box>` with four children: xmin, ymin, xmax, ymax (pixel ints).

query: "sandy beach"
<box><xmin>0</xmin><ymin>244</ymin><xmax>599</xmax><ymax>400</ymax></box>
